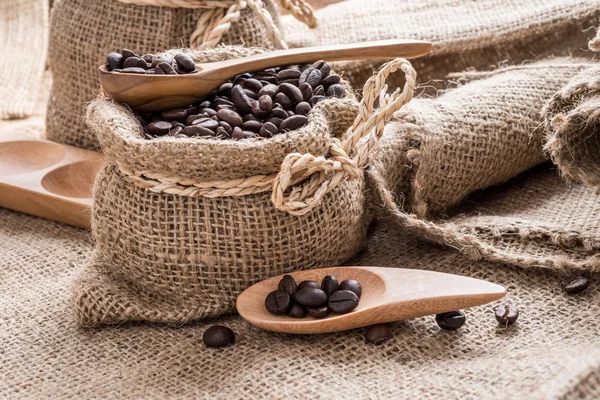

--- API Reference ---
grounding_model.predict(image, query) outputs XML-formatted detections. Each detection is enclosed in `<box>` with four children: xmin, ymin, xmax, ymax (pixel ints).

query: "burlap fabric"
<box><xmin>46</xmin><ymin>0</ymin><xmax>316</xmax><ymax>149</ymax></box>
<box><xmin>281</xmin><ymin>0</ymin><xmax>600</xmax><ymax>90</ymax></box>
<box><xmin>0</xmin><ymin>0</ymin><xmax>48</xmax><ymax>120</ymax></box>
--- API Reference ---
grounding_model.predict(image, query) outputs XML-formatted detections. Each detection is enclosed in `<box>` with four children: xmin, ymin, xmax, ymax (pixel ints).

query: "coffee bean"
<box><xmin>307</xmin><ymin>306</ymin><xmax>329</xmax><ymax>319</ymax></box>
<box><xmin>203</xmin><ymin>325</ymin><xmax>235</xmax><ymax>348</ymax></box>
<box><xmin>267</xmin><ymin>117</ymin><xmax>282</xmax><ymax>128</ymax></box>
<box><xmin>280</xmin><ymin>115</ymin><xmax>308</xmax><ymax>132</ymax></box>
<box><xmin>243</xmin><ymin>131</ymin><xmax>258</xmax><ymax>139</ymax></box>
<box><xmin>299</xmin><ymin>83</ymin><xmax>313</xmax><ymax>101</ymax></box>
<box><xmin>216</xmin><ymin>109</ymin><xmax>243</xmax><ymax>127</ymax></box>
<box><xmin>564</xmin><ymin>275</ymin><xmax>589</xmax><ymax>294</ymax></box>
<box><xmin>313</xmin><ymin>85</ymin><xmax>325</xmax><ymax>96</ymax></box>
<box><xmin>364</xmin><ymin>324</ymin><xmax>390</xmax><ymax>345</ymax></box>
<box><xmin>299</xmin><ymin>63</ymin><xmax>312</xmax><ymax>71</ymax></box>
<box><xmin>259</xmin><ymin>122</ymin><xmax>278</xmax><ymax>138</ymax></box>
<box><xmin>299</xmin><ymin>67</ymin><xmax>322</xmax><ymax>88</ymax></box>
<box><xmin>106</xmin><ymin>52</ymin><xmax>124</xmax><ymax>70</ymax></box>
<box><xmin>168</xmin><ymin>125</ymin><xmax>183</xmax><ymax>136</ymax></box>
<box><xmin>243</xmin><ymin>114</ymin><xmax>260</xmax><ymax>122</ymax></box>
<box><xmin>288</xmin><ymin>302</ymin><xmax>306</xmax><ymax>318</ymax></box>
<box><xmin>278</xmin><ymin>275</ymin><xmax>298</xmax><ymax>297</ymax></box>
<box><xmin>161</xmin><ymin>108</ymin><xmax>188</xmax><ymax>122</ymax></box>
<box><xmin>232</xmin><ymin>126</ymin><xmax>244</xmax><ymax>140</ymax></box>
<box><xmin>279</xmin><ymin>83</ymin><xmax>304</xmax><ymax>104</ymax></box>
<box><xmin>231</xmin><ymin>85</ymin><xmax>253</xmax><ymax>114</ymax></box>
<box><xmin>258</xmin><ymin>84</ymin><xmax>279</xmax><ymax>98</ymax></box>
<box><xmin>265</xmin><ymin>289</ymin><xmax>291</xmax><ymax>314</ymax></box>
<box><xmin>146</xmin><ymin>121</ymin><xmax>172</xmax><ymax>136</ymax></box>
<box><xmin>244</xmin><ymin>89</ymin><xmax>258</xmax><ymax>100</ymax></box>
<box><xmin>295</xmin><ymin>102</ymin><xmax>311</xmax><ymax>115</ymax></box>
<box><xmin>294</xmin><ymin>287</ymin><xmax>328</xmax><ymax>307</ymax></box>
<box><xmin>269</xmin><ymin>108</ymin><xmax>288</xmax><ymax>120</ymax></box>
<box><xmin>242</xmin><ymin>78</ymin><xmax>263</xmax><ymax>93</ymax></box>
<box><xmin>328</xmin><ymin>290</ymin><xmax>359</xmax><ymax>314</ymax></box>
<box><xmin>258</xmin><ymin>95</ymin><xmax>273</xmax><ymax>113</ymax></box>
<box><xmin>186</xmin><ymin>106</ymin><xmax>197</xmax><ymax>115</ymax></box>
<box><xmin>251</xmin><ymin>102</ymin><xmax>268</xmax><ymax>118</ymax></box>
<box><xmin>326</xmin><ymin>84</ymin><xmax>346</xmax><ymax>98</ymax></box>
<box><xmin>194</xmin><ymin>118</ymin><xmax>219</xmax><ymax>130</ymax></box>
<box><xmin>142</xmin><ymin>54</ymin><xmax>154</xmax><ymax>64</ymax></box>
<box><xmin>217</xmin><ymin>82</ymin><xmax>233</xmax><ymax>96</ymax></box>
<box><xmin>174</xmin><ymin>53</ymin><xmax>196</xmax><ymax>73</ymax></box>
<box><xmin>297</xmin><ymin>280</ymin><xmax>319</xmax><ymax>290</ymax></box>
<box><xmin>320</xmin><ymin>275</ymin><xmax>339</xmax><ymax>296</ymax></box>
<box><xmin>242</xmin><ymin>120</ymin><xmax>263</xmax><ymax>133</ymax></box>
<box><xmin>435</xmin><ymin>311</ymin><xmax>466</xmax><ymax>330</ymax></box>
<box><xmin>493</xmin><ymin>304</ymin><xmax>519</xmax><ymax>327</ymax></box>
<box><xmin>277</xmin><ymin>69</ymin><xmax>301</xmax><ymax>81</ymax></box>
<box><xmin>156</xmin><ymin>62</ymin><xmax>176</xmax><ymax>75</ymax></box>
<box><xmin>218</xmin><ymin>121</ymin><xmax>232</xmax><ymax>134</ymax></box>
<box><xmin>274</xmin><ymin>92</ymin><xmax>293</xmax><ymax>110</ymax></box>
<box><xmin>151</xmin><ymin>52</ymin><xmax>173</xmax><ymax>68</ymax></box>
<box><xmin>214</xmin><ymin>97</ymin><xmax>234</xmax><ymax>107</ymax></box>
<box><xmin>121</xmin><ymin>48</ymin><xmax>137</xmax><ymax>59</ymax></box>
<box><xmin>311</xmin><ymin>60</ymin><xmax>331</xmax><ymax>78</ymax></box>
<box><xmin>339</xmin><ymin>279</ymin><xmax>362</xmax><ymax>298</ymax></box>
<box><xmin>119</xmin><ymin>67</ymin><xmax>146</xmax><ymax>74</ymax></box>
<box><xmin>123</xmin><ymin>56</ymin><xmax>147</xmax><ymax>69</ymax></box>
<box><xmin>182</xmin><ymin>125</ymin><xmax>214</xmax><ymax>137</ymax></box>
<box><xmin>321</xmin><ymin>74</ymin><xmax>341</xmax><ymax>87</ymax></box>
<box><xmin>198</xmin><ymin>107</ymin><xmax>217</xmax><ymax>117</ymax></box>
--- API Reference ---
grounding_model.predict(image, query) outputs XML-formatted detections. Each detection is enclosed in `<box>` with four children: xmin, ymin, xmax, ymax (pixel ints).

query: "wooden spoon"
<box><xmin>236</xmin><ymin>266</ymin><xmax>506</xmax><ymax>334</ymax></box>
<box><xmin>99</xmin><ymin>39</ymin><xmax>432</xmax><ymax>112</ymax></box>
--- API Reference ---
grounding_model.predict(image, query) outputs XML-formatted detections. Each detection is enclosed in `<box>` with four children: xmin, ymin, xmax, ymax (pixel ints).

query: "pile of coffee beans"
<box><xmin>265</xmin><ymin>275</ymin><xmax>361</xmax><ymax>318</ymax></box>
<box><xmin>106</xmin><ymin>49</ymin><xmax>197</xmax><ymax>75</ymax></box>
<box><xmin>133</xmin><ymin>60</ymin><xmax>344</xmax><ymax>140</ymax></box>
<box><xmin>203</xmin><ymin>325</ymin><xmax>235</xmax><ymax>348</ymax></box>
<box><xmin>493</xmin><ymin>304</ymin><xmax>519</xmax><ymax>327</ymax></box>
<box><xmin>435</xmin><ymin>310</ymin><xmax>466</xmax><ymax>330</ymax></box>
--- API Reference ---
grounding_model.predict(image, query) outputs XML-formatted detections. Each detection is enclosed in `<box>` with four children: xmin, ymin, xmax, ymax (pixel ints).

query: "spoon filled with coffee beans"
<box><xmin>99</xmin><ymin>39</ymin><xmax>431</xmax><ymax>112</ymax></box>
<box><xmin>236</xmin><ymin>266</ymin><xmax>505</xmax><ymax>334</ymax></box>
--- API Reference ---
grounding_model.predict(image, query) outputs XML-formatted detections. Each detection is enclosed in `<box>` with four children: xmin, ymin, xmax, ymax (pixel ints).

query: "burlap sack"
<box><xmin>543</xmin><ymin>56</ymin><xmax>600</xmax><ymax>188</ymax></box>
<box><xmin>0</xmin><ymin>0</ymin><xmax>48</xmax><ymax>120</ymax></box>
<box><xmin>281</xmin><ymin>0</ymin><xmax>600</xmax><ymax>90</ymax></box>
<box><xmin>46</xmin><ymin>0</ymin><xmax>317</xmax><ymax>150</ymax></box>
<box><xmin>73</xmin><ymin>51</ymin><xmax>417</xmax><ymax>326</ymax></box>
<box><xmin>368</xmin><ymin>58</ymin><xmax>600</xmax><ymax>272</ymax></box>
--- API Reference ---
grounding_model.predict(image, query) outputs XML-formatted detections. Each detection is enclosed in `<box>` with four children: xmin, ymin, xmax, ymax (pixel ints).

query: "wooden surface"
<box><xmin>0</xmin><ymin>132</ymin><xmax>103</xmax><ymax>229</ymax></box>
<box><xmin>100</xmin><ymin>39</ymin><xmax>432</xmax><ymax>111</ymax></box>
<box><xmin>237</xmin><ymin>266</ymin><xmax>506</xmax><ymax>334</ymax></box>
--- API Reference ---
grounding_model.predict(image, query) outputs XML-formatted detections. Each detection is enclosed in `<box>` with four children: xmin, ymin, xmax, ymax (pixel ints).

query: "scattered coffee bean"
<box><xmin>288</xmin><ymin>302</ymin><xmax>306</xmax><ymax>318</ymax></box>
<box><xmin>320</xmin><ymin>275</ymin><xmax>339</xmax><ymax>296</ymax></box>
<box><xmin>564</xmin><ymin>275</ymin><xmax>589</xmax><ymax>294</ymax></box>
<box><xmin>328</xmin><ymin>290</ymin><xmax>359</xmax><ymax>314</ymax></box>
<box><xmin>294</xmin><ymin>287</ymin><xmax>328</xmax><ymax>307</ymax></box>
<box><xmin>278</xmin><ymin>275</ymin><xmax>298</xmax><ymax>297</ymax></box>
<box><xmin>265</xmin><ymin>290</ymin><xmax>291</xmax><ymax>315</ymax></box>
<box><xmin>364</xmin><ymin>324</ymin><xmax>390</xmax><ymax>345</ymax></box>
<box><xmin>435</xmin><ymin>311</ymin><xmax>466</xmax><ymax>330</ymax></box>
<box><xmin>307</xmin><ymin>306</ymin><xmax>329</xmax><ymax>319</ymax></box>
<box><xmin>339</xmin><ymin>279</ymin><xmax>362</xmax><ymax>298</ymax></box>
<box><xmin>493</xmin><ymin>304</ymin><xmax>519</xmax><ymax>327</ymax></box>
<box><xmin>203</xmin><ymin>325</ymin><xmax>235</xmax><ymax>348</ymax></box>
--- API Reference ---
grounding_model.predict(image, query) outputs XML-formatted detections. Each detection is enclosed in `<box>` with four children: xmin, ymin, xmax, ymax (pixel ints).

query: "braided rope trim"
<box><xmin>119</xmin><ymin>58</ymin><xmax>417</xmax><ymax>215</ymax></box>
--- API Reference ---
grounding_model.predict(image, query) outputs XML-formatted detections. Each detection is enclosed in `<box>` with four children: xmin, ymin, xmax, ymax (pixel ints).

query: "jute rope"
<box><xmin>115</xmin><ymin>0</ymin><xmax>316</xmax><ymax>49</ymax></box>
<box><xmin>119</xmin><ymin>58</ymin><xmax>417</xmax><ymax>215</ymax></box>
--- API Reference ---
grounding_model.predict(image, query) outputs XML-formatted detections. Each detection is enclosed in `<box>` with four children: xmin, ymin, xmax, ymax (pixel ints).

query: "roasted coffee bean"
<box><xmin>194</xmin><ymin>118</ymin><xmax>219</xmax><ymax>130</ymax></box>
<box><xmin>280</xmin><ymin>115</ymin><xmax>308</xmax><ymax>132</ymax></box>
<box><xmin>155</xmin><ymin>62</ymin><xmax>176</xmax><ymax>75</ymax></box>
<box><xmin>244</xmin><ymin>89</ymin><xmax>258</xmax><ymax>100</ymax></box>
<box><xmin>295</xmin><ymin>102</ymin><xmax>311</xmax><ymax>115</ymax></box>
<box><xmin>258</xmin><ymin>95</ymin><xmax>273</xmax><ymax>113</ymax></box>
<box><xmin>299</xmin><ymin>83</ymin><xmax>313</xmax><ymax>101</ymax></box>
<box><xmin>320</xmin><ymin>275</ymin><xmax>339</xmax><ymax>296</ymax></box>
<box><xmin>182</xmin><ymin>125</ymin><xmax>214</xmax><ymax>137</ymax></box>
<box><xmin>203</xmin><ymin>325</ymin><xmax>235</xmax><ymax>348</ymax></box>
<box><xmin>288</xmin><ymin>302</ymin><xmax>306</xmax><ymax>318</ymax></box>
<box><xmin>307</xmin><ymin>306</ymin><xmax>329</xmax><ymax>319</ymax></box>
<box><xmin>142</xmin><ymin>54</ymin><xmax>154</xmax><ymax>64</ymax></box>
<box><xmin>265</xmin><ymin>289</ymin><xmax>291</xmax><ymax>314</ymax></box>
<box><xmin>313</xmin><ymin>85</ymin><xmax>325</xmax><ymax>96</ymax></box>
<box><xmin>242</xmin><ymin>78</ymin><xmax>263</xmax><ymax>93</ymax></box>
<box><xmin>217</xmin><ymin>82</ymin><xmax>233</xmax><ymax>96</ymax></box>
<box><xmin>339</xmin><ymin>279</ymin><xmax>362</xmax><ymax>298</ymax></box>
<box><xmin>231</xmin><ymin>85</ymin><xmax>253</xmax><ymax>114</ymax></box>
<box><xmin>321</xmin><ymin>74</ymin><xmax>341</xmax><ymax>87</ymax></box>
<box><xmin>278</xmin><ymin>275</ymin><xmax>298</xmax><ymax>296</ymax></box>
<box><xmin>299</xmin><ymin>67</ymin><xmax>322</xmax><ymax>88</ymax></box>
<box><xmin>281</xmin><ymin>78</ymin><xmax>300</xmax><ymax>87</ymax></box>
<box><xmin>106</xmin><ymin>52</ymin><xmax>124</xmax><ymax>70</ymax></box>
<box><xmin>243</xmin><ymin>113</ymin><xmax>260</xmax><ymax>122</ymax></box>
<box><xmin>279</xmin><ymin>83</ymin><xmax>304</xmax><ymax>104</ymax></box>
<box><xmin>161</xmin><ymin>108</ymin><xmax>188</xmax><ymax>122</ymax></box>
<box><xmin>326</xmin><ymin>84</ymin><xmax>346</xmax><ymax>98</ymax></box>
<box><xmin>214</xmin><ymin>97</ymin><xmax>234</xmax><ymax>107</ymax></box>
<box><xmin>259</xmin><ymin>122</ymin><xmax>278</xmax><ymax>138</ymax></box>
<box><xmin>232</xmin><ymin>126</ymin><xmax>244</xmax><ymax>140</ymax></box>
<box><xmin>216</xmin><ymin>109</ymin><xmax>243</xmax><ymax>127</ymax></box>
<box><xmin>435</xmin><ymin>311</ymin><xmax>466</xmax><ymax>330</ymax></box>
<box><xmin>119</xmin><ymin>67</ymin><xmax>147</xmax><ymax>74</ymax></box>
<box><xmin>218</xmin><ymin>121</ymin><xmax>233</xmax><ymax>134</ymax></box>
<box><xmin>294</xmin><ymin>287</ymin><xmax>328</xmax><ymax>307</ymax></box>
<box><xmin>297</xmin><ymin>280</ymin><xmax>319</xmax><ymax>290</ymax></box>
<box><xmin>267</xmin><ymin>117</ymin><xmax>283</xmax><ymax>128</ymax></box>
<box><xmin>277</xmin><ymin>68</ymin><xmax>302</xmax><ymax>81</ymax></box>
<box><xmin>198</xmin><ymin>107</ymin><xmax>217</xmax><ymax>117</ymax></box>
<box><xmin>243</xmin><ymin>131</ymin><xmax>258</xmax><ymax>138</ymax></box>
<box><xmin>364</xmin><ymin>324</ymin><xmax>390</xmax><ymax>345</ymax></box>
<box><xmin>186</xmin><ymin>114</ymin><xmax>204</xmax><ymax>125</ymax></box>
<box><xmin>274</xmin><ymin>92</ymin><xmax>293</xmax><ymax>110</ymax></box>
<box><xmin>258</xmin><ymin>84</ymin><xmax>279</xmax><ymax>98</ymax></box>
<box><xmin>151</xmin><ymin>52</ymin><xmax>173</xmax><ymax>68</ymax></box>
<box><xmin>146</xmin><ymin>121</ymin><xmax>172</xmax><ymax>136</ymax></box>
<box><xmin>252</xmin><ymin>102</ymin><xmax>268</xmax><ymax>118</ymax></box>
<box><xmin>311</xmin><ymin>60</ymin><xmax>331</xmax><ymax>78</ymax></box>
<box><xmin>308</xmin><ymin>96</ymin><xmax>325</xmax><ymax>107</ymax></box>
<box><xmin>123</xmin><ymin>56</ymin><xmax>147</xmax><ymax>69</ymax></box>
<box><xmin>328</xmin><ymin>290</ymin><xmax>359</xmax><ymax>314</ymax></box>
<box><xmin>299</xmin><ymin>63</ymin><xmax>312</xmax><ymax>71</ymax></box>
<box><xmin>174</xmin><ymin>53</ymin><xmax>196</xmax><ymax>73</ymax></box>
<box><xmin>269</xmin><ymin>108</ymin><xmax>289</xmax><ymax>120</ymax></box>
<box><xmin>168</xmin><ymin>125</ymin><xmax>183</xmax><ymax>136</ymax></box>
<box><xmin>564</xmin><ymin>275</ymin><xmax>589</xmax><ymax>294</ymax></box>
<box><xmin>242</xmin><ymin>120</ymin><xmax>263</xmax><ymax>133</ymax></box>
<box><xmin>186</xmin><ymin>106</ymin><xmax>197</xmax><ymax>115</ymax></box>
<box><xmin>493</xmin><ymin>304</ymin><xmax>519</xmax><ymax>327</ymax></box>
<box><xmin>121</xmin><ymin>48</ymin><xmax>137</xmax><ymax>59</ymax></box>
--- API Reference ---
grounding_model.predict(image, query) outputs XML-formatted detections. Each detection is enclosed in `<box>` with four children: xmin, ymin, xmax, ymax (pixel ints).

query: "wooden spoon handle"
<box><xmin>200</xmin><ymin>39</ymin><xmax>431</xmax><ymax>78</ymax></box>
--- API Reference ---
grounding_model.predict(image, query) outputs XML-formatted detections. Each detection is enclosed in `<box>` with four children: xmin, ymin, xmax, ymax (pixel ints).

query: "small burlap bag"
<box><xmin>46</xmin><ymin>0</ymin><xmax>317</xmax><ymax>150</ymax></box>
<box><xmin>368</xmin><ymin>58</ymin><xmax>600</xmax><ymax>272</ymax></box>
<box><xmin>281</xmin><ymin>0</ymin><xmax>599</xmax><ymax>90</ymax></box>
<box><xmin>73</xmin><ymin>52</ymin><xmax>417</xmax><ymax>326</ymax></box>
<box><xmin>543</xmin><ymin>37</ymin><xmax>600</xmax><ymax>188</ymax></box>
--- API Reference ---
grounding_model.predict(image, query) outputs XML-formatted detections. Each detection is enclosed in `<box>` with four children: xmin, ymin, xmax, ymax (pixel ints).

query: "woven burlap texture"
<box><xmin>0</xmin><ymin>0</ymin><xmax>48</xmax><ymax>120</ymax></box>
<box><xmin>281</xmin><ymin>0</ymin><xmax>600</xmax><ymax>90</ymax></box>
<box><xmin>46</xmin><ymin>0</ymin><xmax>291</xmax><ymax>150</ymax></box>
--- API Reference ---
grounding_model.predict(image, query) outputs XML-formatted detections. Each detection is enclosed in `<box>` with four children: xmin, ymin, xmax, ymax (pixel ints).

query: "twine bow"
<box><xmin>118</xmin><ymin>58</ymin><xmax>417</xmax><ymax>216</ymax></box>
<box><xmin>115</xmin><ymin>0</ymin><xmax>317</xmax><ymax>49</ymax></box>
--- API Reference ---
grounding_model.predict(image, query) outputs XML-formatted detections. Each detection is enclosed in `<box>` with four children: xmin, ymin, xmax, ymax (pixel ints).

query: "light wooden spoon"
<box><xmin>98</xmin><ymin>39</ymin><xmax>432</xmax><ymax>112</ymax></box>
<box><xmin>236</xmin><ymin>266</ymin><xmax>506</xmax><ymax>334</ymax></box>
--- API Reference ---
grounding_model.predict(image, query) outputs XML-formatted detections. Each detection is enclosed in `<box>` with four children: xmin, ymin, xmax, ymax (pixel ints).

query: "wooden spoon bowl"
<box><xmin>237</xmin><ymin>266</ymin><xmax>506</xmax><ymax>334</ymax></box>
